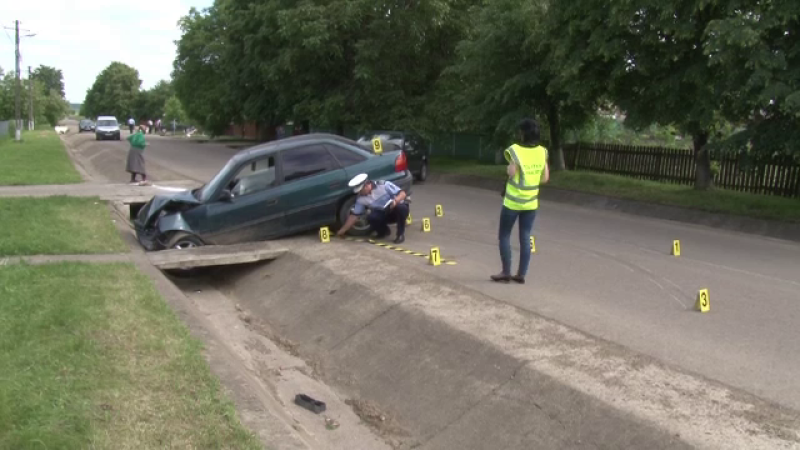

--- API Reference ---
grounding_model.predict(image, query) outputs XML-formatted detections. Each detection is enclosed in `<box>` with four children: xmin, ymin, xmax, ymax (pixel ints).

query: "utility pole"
<box><xmin>28</xmin><ymin>66</ymin><xmax>34</xmax><ymax>130</ymax></box>
<box><xmin>4</xmin><ymin>21</ymin><xmax>36</xmax><ymax>141</ymax></box>
<box><xmin>14</xmin><ymin>21</ymin><xmax>21</xmax><ymax>140</ymax></box>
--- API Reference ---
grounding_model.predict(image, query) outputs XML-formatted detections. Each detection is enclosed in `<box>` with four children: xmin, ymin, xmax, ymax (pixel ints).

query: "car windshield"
<box><xmin>97</xmin><ymin>120</ymin><xmax>117</xmax><ymax>126</ymax></box>
<box><xmin>196</xmin><ymin>157</ymin><xmax>238</xmax><ymax>201</ymax></box>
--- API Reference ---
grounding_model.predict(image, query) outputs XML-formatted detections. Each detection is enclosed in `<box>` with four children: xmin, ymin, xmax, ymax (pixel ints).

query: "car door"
<box><xmin>201</xmin><ymin>154</ymin><xmax>287</xmax><ymax>245</ymax></box>
<box><xmin>279</xmin><ymin>143</ymin><xmax>349</xmax><ymax>231</ymax></box>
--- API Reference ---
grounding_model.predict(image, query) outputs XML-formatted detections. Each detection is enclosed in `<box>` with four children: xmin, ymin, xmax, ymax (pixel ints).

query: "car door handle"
<box><xmin>329</xmin><ymin>182</ymin><xmax>343</xmax><ymax>189</ymax></box>
<box><xmin>266</xmin><ymin>199</ymin><xmax>278</xmax><ymax>206</ymax></box>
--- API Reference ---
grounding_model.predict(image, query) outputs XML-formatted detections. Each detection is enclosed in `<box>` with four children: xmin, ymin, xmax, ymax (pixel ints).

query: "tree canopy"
<box><xmin>31</xmin><ymin>65</ymin><xmax>66</xmax><ymax>99</ymax></box>
<box><xmin>165</xmin><ymin>0</ymin><xmax>799</xmax><ymax>188</ymax></box>
<box><xmin>81</xmin><ymin>62</ymin><xmax>141</xmax><ymax>120</ymax></box>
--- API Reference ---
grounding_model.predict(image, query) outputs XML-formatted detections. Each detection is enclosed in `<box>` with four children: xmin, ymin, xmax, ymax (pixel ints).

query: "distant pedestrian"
<box><xmin>128</xmin><ymin>117</ymin><xmax>135</xmax><ymax>134</ymax></box>
<box><xmin>126</xmin><ymin>125</ymin><xmax>148</xmax><ymax>185</ymax></box>
<box><xmin>491</xmin><ymin>118</ymin><xmax>549</xmax><ymax>284</ymax></box>
<box><xmin>147</xmin><ymin>119</ymin><xmax>154</xmax><ymax>134</ymax></box>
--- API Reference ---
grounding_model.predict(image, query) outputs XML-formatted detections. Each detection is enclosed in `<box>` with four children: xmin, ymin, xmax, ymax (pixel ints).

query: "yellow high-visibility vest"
<box><xmin>503</xmin><ymin>144</ymin><xmax>547</xmax><ymax>210</ymax></box>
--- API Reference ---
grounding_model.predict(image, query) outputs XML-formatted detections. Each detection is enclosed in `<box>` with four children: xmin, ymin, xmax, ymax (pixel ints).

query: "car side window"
<box><xmin>281</xmin><ymin>145</ymin><xmax>338</xmax><ymax>183</ymax></box>
<box><xmin>328</xmin><ymin>144</ymin><xmax>366</xmax><ymax>167</ymax></box>
<box><xmin>229</xmin><ymin>155</ymin><xmax>276</xmax><ymax>197</ymax></box>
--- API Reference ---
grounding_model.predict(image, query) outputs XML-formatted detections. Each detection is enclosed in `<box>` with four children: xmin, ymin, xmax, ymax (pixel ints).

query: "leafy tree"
<box><xmin>81</xmin><ymin>62</ymin><xmax>141</xmax><ymax>121</ymax></box>
<box><xmin>173</xmin><ymin>0</ymin><xmax>476</xmax><ymax>138</ymax></box>
<box><xmin>31</xmin><ymin>65</ymin><xmax>65</xmax><ymax>99</ymax></box>
<box><xmin>0</xmin><ymin>67</ymin><xmax>14</xmax><ymax>120</ymax></box>
<box><xmin>547</xmin><ymin>0</ymin><xmax>742</xmax><ymax>188</ymax></box>
<box><xmin>173</xmin><ymin>6</ymin><xmax>236</xmax><ymax>136</ymax></box>
<box><xmin>442</xmin><ymin>0</ymin><xmax>599</xmax><ymax>169</ymax></box>
<box><xmin>702</xmin><ymin>0</ymin><xmax>800</xmax><ymax>159</ymax></box>
<box><xmin>134</xmin><ymin>80</ymin><xmax>173</xmax><ymax>121</ymax></box>
<box><xmin>163</xmin><ymin>95</ymin><xmax>187</xmax><ymax>125</ymax></box>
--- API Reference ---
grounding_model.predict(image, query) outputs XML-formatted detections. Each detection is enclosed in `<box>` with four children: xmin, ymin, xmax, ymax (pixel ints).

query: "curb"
<box><xmin>427</xmin><ymin>172</ymin><xmax>800</xmax><ymax>243</ymax></box>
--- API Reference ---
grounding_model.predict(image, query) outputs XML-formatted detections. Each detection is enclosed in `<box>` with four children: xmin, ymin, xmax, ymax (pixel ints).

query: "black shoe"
<box><xmin>393</xmin><ymin>235</ymin><xmax>405</xmax><ymax>244</ymax></box>
<box><xmin>511</xmin><ymin>275</ymin><xmax>525</xmax><ymax>284</ymax></box>
<box><xmin>490</xmin><ymin>273</ymin><xmax>511</xmax><ymax>283</ymax></box>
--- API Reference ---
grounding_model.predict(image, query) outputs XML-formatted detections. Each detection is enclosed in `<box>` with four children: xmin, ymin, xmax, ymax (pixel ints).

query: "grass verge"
<box><xmin>0</xmin><ymin>130</ymin><xmax>82</xmax><ymax>185</ymax></box>
<box><xmin>0</xmin><ymin>197</ymin><xmax>127</xmax><ymax>256</ymax></box>
<box><xmin>0</xmin><ymin>262</ymin><xmax>262</xmax><ymax>450</ymax></box>
<box><xmin>431</xmin><ymin>156</ymin><xmax>800</xmax><ymax>223</ymax></box>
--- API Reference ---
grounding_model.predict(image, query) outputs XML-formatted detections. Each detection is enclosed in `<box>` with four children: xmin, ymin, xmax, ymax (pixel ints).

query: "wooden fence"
<box><xmin>563</xmin><ymin>143</ymin><xmax>800</xmax><ymax>198</ymax></box>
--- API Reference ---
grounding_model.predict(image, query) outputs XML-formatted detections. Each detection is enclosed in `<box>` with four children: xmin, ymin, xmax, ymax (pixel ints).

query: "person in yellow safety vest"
<box><xmin>491</xmin><ymin>118</ymin><xmax>550</xmax><ymax>284</ymax></box>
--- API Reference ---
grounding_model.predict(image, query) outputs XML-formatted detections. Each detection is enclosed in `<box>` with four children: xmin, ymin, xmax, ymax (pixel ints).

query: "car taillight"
<box><xmin>395</xmin><ymin>151</ymin><xmax>408</xmax><ymax>172</ymax></box>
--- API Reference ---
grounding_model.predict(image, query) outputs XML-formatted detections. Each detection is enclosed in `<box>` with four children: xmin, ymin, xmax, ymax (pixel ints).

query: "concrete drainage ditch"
<box><xmin>165</xmin><ymin>241</ymin><xmax>798</xmax><ymax>450</ymax></box>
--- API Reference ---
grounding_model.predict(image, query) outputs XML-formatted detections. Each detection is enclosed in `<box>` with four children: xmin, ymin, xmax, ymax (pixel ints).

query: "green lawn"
<box><xmin>0</xmin><ymin>130</ymin><xmax>82</xmax><ymax>185</ymax></box>
<box><xmin>431</xmin><ymin>157</ymin><xmax>800</xmax><ymax>223</ymax></box>
<box><xmin>0</xmin><ymin>197</ymin><xmax>127</xmax><ymax>256</ymax></box>
<box><xmin>0</xmin><ymin>262</ymin><xmax>262</xmax><ymax>450</ymax></box>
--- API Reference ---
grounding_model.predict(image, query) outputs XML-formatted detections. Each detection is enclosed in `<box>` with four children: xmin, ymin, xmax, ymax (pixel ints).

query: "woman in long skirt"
<box><xmin>126</xmin><ymin>125</ymin><xmax>148</xmax><ymax>185</ymax></box>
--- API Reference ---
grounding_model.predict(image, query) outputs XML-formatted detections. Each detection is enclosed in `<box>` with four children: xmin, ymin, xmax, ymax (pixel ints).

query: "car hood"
<box><xmin>136</xmin><ymin>190</ymin><xmax>201</xmax><ymax>227</ymax></box>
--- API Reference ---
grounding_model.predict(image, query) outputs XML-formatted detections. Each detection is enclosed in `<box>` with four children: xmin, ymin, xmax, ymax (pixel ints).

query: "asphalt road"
<box><xmin>73</xmin><ymin>131</ymin><xmax>800</xmax><ymax>412</ymax></box>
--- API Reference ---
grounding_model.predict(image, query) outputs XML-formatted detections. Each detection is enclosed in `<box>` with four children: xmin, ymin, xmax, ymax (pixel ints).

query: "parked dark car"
<box><xmin>78</xmin><ymin>119</ymin><xmax>95</xmax><ymax>132</ymax></box>
<box><xmin>356</xmin><ymin>131</ymin><xmax>431</xmax><ymax>182</ymax></box>
<box><xmin>134</xmin><ymin>133</ymin><xmax>413</xmax><ymax>251</ymax></box>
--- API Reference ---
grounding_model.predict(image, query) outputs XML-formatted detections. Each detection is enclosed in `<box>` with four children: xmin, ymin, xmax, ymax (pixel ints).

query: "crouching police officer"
<box><xmin>336</xmin><ymin>173</ymin><xmax>409</xmax><ymax>244</ymax></box>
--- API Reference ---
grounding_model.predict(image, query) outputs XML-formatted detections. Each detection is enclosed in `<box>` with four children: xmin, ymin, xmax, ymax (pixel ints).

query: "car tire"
<box><xmin>163</xmin><ymin>232</ymin><xmax>206</xmax><ymax>277</ymax></box>
<box><xmin>165</xmin><ymin>231</ymin><xmax>205</xmax><ymax>250</ymax></box>
<box><xmin>336</xmin><ymin>196</ymin><xmax>372</xmax><ymax>236</ymax></box>
<box><xmin>415</xmin><ymin>161</ymin><xmax>428</xmax><ymax>182</ymax></box>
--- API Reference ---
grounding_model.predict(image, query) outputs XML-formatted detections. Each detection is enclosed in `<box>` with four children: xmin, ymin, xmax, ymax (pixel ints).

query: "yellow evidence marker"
<box><xmin>406</xmin><ymin>213</ymin><xmax>413</xmax><ymax>225</ymax></box>
<box><xmin>435</xmin><ymin>204</ymin><xmax>444</xmax><ymax>217</ymax></box>
<box><xmin>422</xmin><ymin>218</ymin><xmax>431</xmax><ymax>233</ymax></box>
<box><xmin>672</xmin><ymin>240</ymin><xmax>681</xmax><ymax>257</ymax></box>
<box><xmin>319</xmin><ymin>226</ymin><xmax>331</xmax><ymax>243</ymax></box>
<box><xmin>530</xmin><ymin>236</ymin><xmax>536</xmax><ymax>253</ymax></box>
<box><xmin>695</xmin><ymin>289</ymin><xmax>710</xmax><ymax>313</ymax></box>
<box><xmin>429</xmin><ymin>247</ymin><xmax>442</xmax><ymax>266</ymax></box>
<box><xmin>372</xmin><ymin>137</ymin><xmax>383</xmax><ymax>155</ymax></box>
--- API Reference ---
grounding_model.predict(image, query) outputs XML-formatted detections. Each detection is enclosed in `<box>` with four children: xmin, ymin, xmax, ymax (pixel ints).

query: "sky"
<box><xmin>2</xmin><ymin>1</ymin><xmax>213</xmax><ymax>104</ymax></box>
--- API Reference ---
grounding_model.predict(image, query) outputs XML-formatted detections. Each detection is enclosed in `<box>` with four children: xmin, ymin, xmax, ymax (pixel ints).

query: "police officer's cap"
<box><xmin>349</xmin><ymin>173</ymin><xmax>369</xmax><ymax>193</ymax></box>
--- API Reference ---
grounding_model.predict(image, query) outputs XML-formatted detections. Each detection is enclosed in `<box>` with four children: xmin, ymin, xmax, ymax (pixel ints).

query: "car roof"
<box><xmin>233</xmin><ymin>133</ymin><xmax>368</xmax><ymax>161</ymax></box>
<box><xmin>96</xmin><ymin>116</ymin><xmax>117</xmax><ymax>120</ymax></box>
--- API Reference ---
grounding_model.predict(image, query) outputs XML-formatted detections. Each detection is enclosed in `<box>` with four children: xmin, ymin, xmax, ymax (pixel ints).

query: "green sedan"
<box><xmin>134</xmin><ymin>133</ymin><xmax>413</xmax><ymax>251</ymax></box>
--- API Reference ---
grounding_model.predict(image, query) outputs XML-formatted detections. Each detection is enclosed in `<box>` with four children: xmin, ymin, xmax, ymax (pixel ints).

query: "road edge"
<box><xmin>427</xmin><ymin>172</ymin><xmax>800</xmax><ymax>243</ymax></box>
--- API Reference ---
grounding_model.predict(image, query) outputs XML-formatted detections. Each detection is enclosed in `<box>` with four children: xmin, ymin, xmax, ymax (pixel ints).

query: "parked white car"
<box><xmin>95</xmin><ymin>116</ymin><xmax>121</xmax><ymax>140</ymax></box>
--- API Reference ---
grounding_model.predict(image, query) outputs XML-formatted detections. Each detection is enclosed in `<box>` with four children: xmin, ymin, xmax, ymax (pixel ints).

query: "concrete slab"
<box><xmin>207</xmin><ymin>241</ymin><xmax>800</xmax><ymax>450</ymax></box>
<box><xmin>0</xmin><ymin>180</ymin><xmax>201</xmax><ymax>204</ymax></box>
<box><xmin>147</xmin><ymin>242</ymin><xmax>287</xmax><ymax>270</ymax></box>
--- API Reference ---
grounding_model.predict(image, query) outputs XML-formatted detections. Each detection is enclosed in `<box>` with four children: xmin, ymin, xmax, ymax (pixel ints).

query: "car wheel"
<box><xmin>163</xmin><ymin>232</ymin><xmax>205</xmax><ymax>277</ymax></box>
<box><xmin>337</xmin><ymin>196</ymin><xmax>371</xmax><ymax>236</ymax></box>
<box><xmin>166</xmin><ymin>231</ymin><xmax>204</xmax><ymax>250</ymax></box>
<box><xmin>415</xmin><ymin>161</ymin><xmax>428</xmax><ymax>182</ymax></box>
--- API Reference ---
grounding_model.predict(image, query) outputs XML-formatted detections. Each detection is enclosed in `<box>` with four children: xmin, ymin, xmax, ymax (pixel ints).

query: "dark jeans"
<box><xmin>129</xmin><ymin>125</ymin><xmax>134</xmax><ymax>133</ymax></box>
<box><xmin>368</xmin><ymin>203</ymin><xmax>409</xmax><ymax>237</ymax></box>
<box><xmin>498</xmin><ymin>206</ymin><xmax>537</xmax><ymax>277</ymax></box>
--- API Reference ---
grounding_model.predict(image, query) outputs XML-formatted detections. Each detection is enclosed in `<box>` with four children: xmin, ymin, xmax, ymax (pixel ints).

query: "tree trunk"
<box><xmin>693</xmin><ymin>131</ymin><xmax>713</xmax><ymax>190</ymax></box>
<box><xmin>546</xmin><ymin>102</ymin><xmax>566</xmax><ymax>171</ymax></box>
